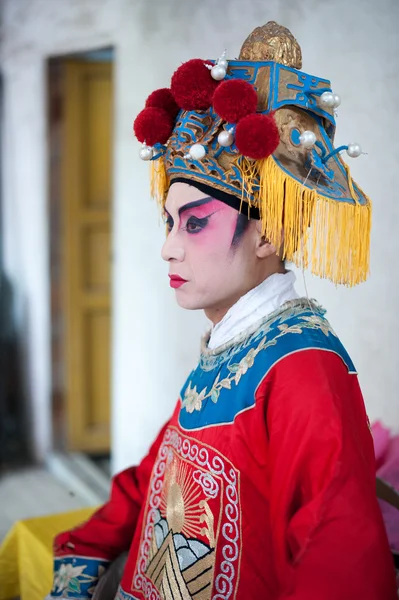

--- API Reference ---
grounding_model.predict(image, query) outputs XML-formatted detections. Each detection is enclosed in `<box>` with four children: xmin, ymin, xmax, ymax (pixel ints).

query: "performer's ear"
<box><xmin>255</xmin><ymin>221</ymin><xmax>277</xmax><ymax>258</ymax></box>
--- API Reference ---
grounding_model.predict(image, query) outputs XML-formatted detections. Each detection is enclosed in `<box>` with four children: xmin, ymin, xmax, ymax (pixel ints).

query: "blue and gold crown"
<box><xmin>134</xmin><ymin>21</ymin><xmax>371</xmax><ymax>286</ymax></box>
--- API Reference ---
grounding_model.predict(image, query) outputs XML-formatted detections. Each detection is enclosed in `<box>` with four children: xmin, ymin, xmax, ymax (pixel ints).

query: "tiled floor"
<box><xmin>0</xmin><ymin>466</ymin><xmax>89</xmax><ymax>541</ymax></box>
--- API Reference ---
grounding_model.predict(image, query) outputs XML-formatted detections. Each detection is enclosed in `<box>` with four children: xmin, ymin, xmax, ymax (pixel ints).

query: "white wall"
<box><xmin>1</xmin><ymin>0</ymin><xmax>398</xmax><ymax>471</ymax></box>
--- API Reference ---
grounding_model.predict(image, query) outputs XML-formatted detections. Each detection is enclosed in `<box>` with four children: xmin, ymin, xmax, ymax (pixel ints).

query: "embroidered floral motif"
<box><xmin>52</xmin><ymin>557</ymin><xmax>108</xmax><ymax>598</ymax></box>
<box><xmin>54</xmin><ymin>563</ymin><xmax>87</xmax><ymax>595</ymax></box>
<box><xmin>53</xmin><ymin>562</ymin><xmax>106</xmax><ymax>596</ymax></box>
<box><xmin>182</xmin><ymin>307</ymin><xmax>336</xmax><ymax>413</ymax></box>
<box><xmin>183</xmin><ymin>383</ymin><xmax>207</xmax><ymax>413</ymax></box>
<box><xmin>301</xmin><ymin>314</ymin><xmax>336</xmax><ymax>337</ymax></box>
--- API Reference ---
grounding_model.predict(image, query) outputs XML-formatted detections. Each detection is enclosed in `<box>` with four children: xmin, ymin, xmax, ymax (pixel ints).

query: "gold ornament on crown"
<box><xmin>239</xmin><ymin>20</ymin><xmax>302</xmax><ymax>68</ymax></box>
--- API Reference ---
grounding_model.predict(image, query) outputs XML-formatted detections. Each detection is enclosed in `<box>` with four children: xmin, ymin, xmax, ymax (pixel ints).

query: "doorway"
<box><xmin>48</xmin><ymin>48</ymin><xmax>113</xmax><ymax>461</ymax></box>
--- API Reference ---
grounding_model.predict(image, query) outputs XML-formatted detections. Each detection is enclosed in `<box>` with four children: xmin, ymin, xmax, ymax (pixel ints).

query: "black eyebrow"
<box><xmin>178</xmin><ymin>197</ymin><xmax>214</xmax><ymax>217</ymax></box>
<box><xmin>163</xmin><ymin>196</ymin><xmax>214</xmax><ymax>220</ymax></box>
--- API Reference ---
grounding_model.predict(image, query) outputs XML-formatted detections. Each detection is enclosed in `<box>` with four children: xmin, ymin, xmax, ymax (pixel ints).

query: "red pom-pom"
<box><xmin>171</xmin><ymin>59</ymin><xmax>219</xmax><ymax>111</ymax></box>
<box><xmin>145</xmin><ymin>88</ymin><xmax>179</xmax><ymax>118</ymax></box>
<box><xmin>213</xmin><ymin>79</ymin><xmax>258</xmax><ymax>124</ymax></box>
<box><xmin>235</xmin><ymin>114</ymin><xmax>280</xmax><ymax>160</ymax></box>
<box><xmin>133</xmin><ymin>107</ymin><xmax>173</xmax><ymax>146</ymax></box>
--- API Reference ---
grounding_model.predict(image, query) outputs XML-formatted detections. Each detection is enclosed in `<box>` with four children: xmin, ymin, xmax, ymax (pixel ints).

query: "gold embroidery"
<box><xmin>199</xmin><ymin>500</ymin><xmax>216</xmax><ymax>548</ymax></box>
<box><xmin>146</xmin><ymin>531</ymin><xmax>192</xmax><ymax>599</ymax></box>
<box><xmin>167</xmin><ymin>482</ymin><xmax>185</xmax><ymax>533</ymax></box>
<box><xmin>160</xmin><ymin>457</ymin><xmax>206</xmax><ymax>538</ymax></box>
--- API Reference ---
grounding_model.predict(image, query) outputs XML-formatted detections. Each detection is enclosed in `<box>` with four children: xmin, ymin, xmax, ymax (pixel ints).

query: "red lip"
<box><xmin>169</xmin><ymin>274</ymin><xmax>187</xmax><ymax>289</ymax></box>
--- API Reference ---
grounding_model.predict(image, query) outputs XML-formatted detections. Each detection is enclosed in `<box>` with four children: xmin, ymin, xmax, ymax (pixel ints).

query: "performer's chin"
<box><xmin>173</xmin><ymin>289</ymin><xmax>201</xmax><ymax>311</ymax></box>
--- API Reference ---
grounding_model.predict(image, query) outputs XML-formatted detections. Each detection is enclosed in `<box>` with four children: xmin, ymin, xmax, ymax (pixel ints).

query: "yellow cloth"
<box><xmin>0</xmin><ymin>508</ymin><xmax>95</xmax><ymax>600</ymax></box>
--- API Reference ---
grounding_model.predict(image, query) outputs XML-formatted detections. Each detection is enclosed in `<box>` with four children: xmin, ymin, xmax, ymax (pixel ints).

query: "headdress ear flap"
<box><xmin>240</xmin><ymin>155</ymin><xmax>371</xmax><ymax>286</ymax></box>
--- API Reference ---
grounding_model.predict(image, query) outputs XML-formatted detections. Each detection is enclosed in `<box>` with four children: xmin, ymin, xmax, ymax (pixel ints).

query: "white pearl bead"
<box><xmin>211</xmin><ymin>65</ymin><xmax>226</xmax><ymax>81</ymax></box>
<box><xmin>333</xmin><ymin>94</ymin><xmax>341</xmax><ymax>108</ymax></box>
<box><xmin>218</xmin><ymin>59</ymin><xmax>228</xmax><ymax>70</ymax></box>
<box><xmin>189</xmin><ymin>144</ymin><xmax>206</xmax><ymax>160</ymax></box>
<box><xmin>218</xmin><ymin>130</ymin><xmax>234</xmax><ymax>147</ymax></box>
<box><xmin>139</xmin><ymin>145</ymin><xmax>154</xmax><ymax>161</ymax></box>
<box><xmin>299</xmin><ymin>130</ymin><xmax>317</xmax><ymax>149</ymax></box>
<box><xmin>346</xmin><ymin>143</ymin><xmax>362</xmax><ymax>158</ymax></box>
<box><xmin>319</xmin><ymin>91</ymin><xmax>335</xmax><ymax>108</ymax></box>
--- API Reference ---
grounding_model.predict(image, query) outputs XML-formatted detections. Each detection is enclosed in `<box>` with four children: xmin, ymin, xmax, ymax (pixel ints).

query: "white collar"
<box><xmin>208</xmin><ymin>271</ymin><xmax>299</xmax><ymax>350</ymax></box>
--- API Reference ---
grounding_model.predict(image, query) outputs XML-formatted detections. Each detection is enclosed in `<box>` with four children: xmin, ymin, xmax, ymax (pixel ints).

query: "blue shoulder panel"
<box><xmin>179</xmin><ymin>302</ymin><xmax>355</xmax><ymax>431</ymax></box>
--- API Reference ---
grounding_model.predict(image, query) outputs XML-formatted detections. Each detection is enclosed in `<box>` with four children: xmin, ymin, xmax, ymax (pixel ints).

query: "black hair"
<box><xmin>171</xmin><ymin>177</ymin><xmax>260</xmax><ymax>219</ymax></box>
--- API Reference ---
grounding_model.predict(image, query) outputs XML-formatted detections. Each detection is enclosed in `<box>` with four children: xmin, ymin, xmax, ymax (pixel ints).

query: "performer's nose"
<box><xmin>161</xmin><ymin>233</ymin><xmax>185</xmax><ymax>262</ymax></box>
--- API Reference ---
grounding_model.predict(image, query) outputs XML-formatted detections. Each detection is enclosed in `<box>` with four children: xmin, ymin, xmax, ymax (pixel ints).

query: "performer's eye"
<box><xmin>184</xmin><ymin>216</ymin><xmax>209</xmax><ymax>234</ymax></box>
<box><xmin>164</xmin><ymin>215</ymin><xmax>174</xmax><ymax>233</ymax></box>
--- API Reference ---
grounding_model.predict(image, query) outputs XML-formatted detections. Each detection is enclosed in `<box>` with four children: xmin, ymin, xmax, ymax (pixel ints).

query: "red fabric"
<box><xmin>263</xmin><ymin>351</ymin><xmax>396</xmax><ymax>599</ymax></box>
<box><xmin>54</xmin><ymin>422</ymin><xmax>169</xmax><ymax>561</ymax></box>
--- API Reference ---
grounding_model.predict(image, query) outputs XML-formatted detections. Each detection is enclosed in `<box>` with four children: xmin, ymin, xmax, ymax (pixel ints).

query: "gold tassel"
<box><xmin>150</xmin><ymin>158</ymin><xmax>169</xmax><ymax>208</ymax></box>
<box><xmin>239</xmin><ymin>155</ymin><xmax>371</xmax><ymax>287</ymax></box>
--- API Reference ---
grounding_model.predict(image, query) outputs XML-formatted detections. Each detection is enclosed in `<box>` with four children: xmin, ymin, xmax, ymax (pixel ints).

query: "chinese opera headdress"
<box><xmin>133</xmin><ymin>21</ymin><xmax>371</xmax><ymax>286</ymax></box>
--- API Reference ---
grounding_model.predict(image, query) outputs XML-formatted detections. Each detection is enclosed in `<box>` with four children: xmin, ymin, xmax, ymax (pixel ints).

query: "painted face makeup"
<box><xmin>161</xmin><ymin>182</ymin><xmax>260</xmax><ymax>318</ymax></box>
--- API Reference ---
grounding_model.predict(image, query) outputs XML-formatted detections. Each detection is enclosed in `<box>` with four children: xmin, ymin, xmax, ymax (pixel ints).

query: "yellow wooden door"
<box><xmin>62</xmin><ymin>60</ymin><xmax>112</xmax><ymax>453</ymax></box>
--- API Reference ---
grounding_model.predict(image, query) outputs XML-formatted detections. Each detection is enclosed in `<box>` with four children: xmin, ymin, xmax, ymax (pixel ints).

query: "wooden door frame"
<box><xmin>48</xmin><ymin>57</ymin><xmax>67</xmax><ymax>452</ymax></box>
<box><xmin>47</xmin><ymin>50</ymin><xmax>114</xmax><ymax>455</ymax></box>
